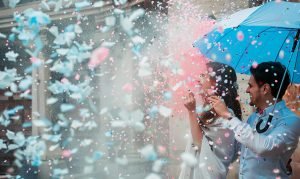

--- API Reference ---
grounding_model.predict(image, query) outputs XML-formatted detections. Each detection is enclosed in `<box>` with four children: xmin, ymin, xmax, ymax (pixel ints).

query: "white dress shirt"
<box><xmin>222</xmin><ymin>101</ymin><xmax>300</xmax><ymax>178</ymax></box>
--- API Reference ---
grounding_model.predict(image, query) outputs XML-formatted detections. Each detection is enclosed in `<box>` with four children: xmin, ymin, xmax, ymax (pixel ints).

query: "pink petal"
<box><xmin>62</xmin><ymin>149</ymin><xmax>72</xmax><ymax>158</ymax></box>
<box><xmin>122</xmin><ymin>83</ymin><xmax>133</xmax><ymax>92</ymax></box>
<box><xmin>237</xmin><ymin>31</ymin><xmax>244</xmax><ymax>41</ymax></box>
<box><xmin>236</xmin><ymin>31</ymin><xmax>244</xmax><ymax>41</ymax></box>
<box><xmin>88</xmin><ymin>47</ymin><xmax>110</xmax><ymax>69</ymax></box>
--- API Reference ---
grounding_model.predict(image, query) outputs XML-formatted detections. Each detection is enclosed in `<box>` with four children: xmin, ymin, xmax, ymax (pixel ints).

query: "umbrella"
<box><xmin>193</xmin><ymin>1</ymin><xmax>300</xmax><ymax>133</ymax></box>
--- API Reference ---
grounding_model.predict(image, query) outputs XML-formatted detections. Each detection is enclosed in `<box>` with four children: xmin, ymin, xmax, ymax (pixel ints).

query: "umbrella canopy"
<box><xmin>194</xmin><ymin>1</ymin><xmax>300</xmax><ymax>83</ymax></box>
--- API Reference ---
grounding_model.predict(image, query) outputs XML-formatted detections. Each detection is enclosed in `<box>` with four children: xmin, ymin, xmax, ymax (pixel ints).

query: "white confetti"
<box><xmin>71</xmin><ymin>120</ymin><xmax>83</xmax><ymax>129</ymax></box>
<box><xmin>114</xmin><ymin>8</ymin><xmax>124</xmax><ymax>14</ymax></box>
<box><xmin>74</xmin><ymin>24</ymin><xmax>83</xmax><ymax>34</ymax></box>
<box><xmin>152</xmin><ymin>159</ymin><xmax>165</xmax><ymax>173</ymax></box>
<box><xmin>53</xmin><ymin>168</ymin><xmax>69</xmax><ymax>177</ymax></box>
<box><xmin>133</xmin><ymin>122</ymin><xmax>145</xmax><ymax>132</ymax></box>
<box><xmin>115</xmin><ymin>156</ymin><xmax>128</xmax><ymax>165</ymax></box>
<box><xmin>33</xmin><ymin>118</ymin><xmax>52</xmax><ymax>127</ymax></box>
<box><xmin>47</xmin><ymin>97</ymin><xmax>58</xmax><ymax>105</ymax></box>
<box><xmin>105</xmin><ymin>16</ymin><xmax>116</xmax><ymax>27</ymax></box>
<box><xmin>145</xmin><ymin>173</ymin><xmax>161</xmax><ymax>179</ymax></box>
<box><xmin>132</xmin><ymin>36</ymin><xmax>146</xmax><ymax>44</ymax></box>
<box><xmin>0</xmin><ymin>32</ymin><xmax>6</xmax><ymax>38</ymax></box>
<box><xmin>0</xmin><ymin>139</ymin><xmax>7</xmax><ymax>150</ymax></box>
<box><xmin>80</xmin><ymin>139</ymin><xmax>93</xmax><ymax>147</ymax></box>
<box><xmin>158</xmin><ymin>105</ymin><xmax>172</xmax><ymax>117</ymax></box>
<box><xmin>8</xmin><ymin>144</ymin><xmax>19</xmax><ymax>150</ymax></box>
<box><xmin>60</xmin><ymin>103</ymin><xmax>75</xmax><ymax>112</ymax></box>
<box><xmin>0</xmin><ymin>68</ymin><xmax>18</xmax><ymax>89</ymax></box>
<box><xmin>19</xmin><ymin>76</ymin><xmax>32</xmax><ymax>91</ymax></box>
<box><xmin>49</xmin><ymin>144</ymin><xmax>59</xmax><ymax>151</ymax></box>
<box><xmin>93</xmin><ymin>1</ymin><xmax>105</xmax><ymax>7</ymax></box>
<box><xmin>129</xmin><ymin>8</ymin><xmax>145</xmax><ymax>21</ymax></box>
<box><xmin>40</xmin><ymin>1</ymin><xmax>50</xmax><ymax>11</ymax></box>
<box><xmin>111</xmin><ymin>120</ymin><xmax>127</xmax><ymax>128</ymax></box>
<box><xmin>50</xmin><ymin>60</ymin><xmax>74</xmax><ymax>77</ymax></box>
<box><xmin>5</xmin><ymin>51</ymin><xmax>18</xmax><ymax>62</ymax></box>
<box><xmin>138</xmin><ymin>60</ymin><xmax>152</xmax><ymax>77</ymax></box>
<box><xmin>56</xmin><ymin>48</ymin><xmax>69</xmax><ymax>56</ymax></box>
<box><xmin>100</xmin><ymin>107</ymin><xmax>108</xmax><ymax>115</ymax></box>
<box><xmin>139</xmin><ymin>145</ymin><xmax>157</xmax><ymax>161</ymax></box>
<box><xmin>181</xmin><ymin>152</ymin><xmax>197</xmax><ymax>167</ymax></box>
<box><xmin>8</xmin><ymin>0</ymin><xmax>20</xmax><ymax>8</ymax></box>
<box><xmin>120</xmin><ymin>15</ymin><xmax>134</xmax><ymax>34</ymax></box>
<box><xmin>75</xmin><ymin>1</ymin><xmax>90</xmax><ymax>9</ymax></box>
<box><xmin>279</xmin><ymin>50</ymin><xmax>285</xmax><ymax>59</ymax></box>
<box><xmin>42</xmin><ymin>134</ymin><xmax>61</xmax><ymax>143</ymax></box>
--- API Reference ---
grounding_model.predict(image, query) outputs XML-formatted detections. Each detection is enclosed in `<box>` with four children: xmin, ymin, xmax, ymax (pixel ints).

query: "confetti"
<box><xmin>0</xmin><ymin>139</ymin><xmax>7</xmax><ymax>150</ymax></box>
<box><xmin>8</xmin><ymin>0</ymin><xmax>20</xmax><ymax>8</ymax></box>
<box><xmin>0</xmin><ymin>32</ymin><xmax>6</xmax><ymax>38</ymax></box>
<box><xmin>93</xmin><ymin>1</ymin><xmax>105</xmax><ymax>7</ymax></box>
<box><xmin>152</xmin><ymin>159</ymin><xmax>166</xmax><ymax>172</ymax></box>
<box><xmin>237</xmin><ymin>31</ymin><xmax>244</xmax><ymax>41</ymax></box>
<box><xmin>139</xmin><ymin>145</ymin><xmax>157</xmax><ymax>161</ymax></box>
<box><xmin>115</xmin><ymin>156</ymin><xmax>128</xmax><ymax>165</ymax></box>
<box><xmin>88</xmin><ymin>47</ymin><xmax>110</xmax><ymax>69</ymax></box>
<box><xmin>60</xmin><ymin>104</ymin><xmax>75</xmax><ymax>112</ymax></box>
<box><xmin>180</xmin><ymin>152</ymin><xmax>197</xmax><ymax>167</ymax></box>
<box><xmin>145</xmin><ymin>173</ymin><xmax>161</xmax><ymax>179</ymax></box>
<box><xmin>18</xmin><ymin>76</ymin><xmax>33</xmax><ymax>91</ymax></box>
<box><xmin>158</xmin><ymin>105</ymin><xmax>172</xmax><ymax>117</ymax></box>
<box><xmin>105</xmin><ymin>16</ymin><xmax>116</xmax><ymax>27</ymax></box>
<box><xmin>5</xmin><ymin>51</ymin><xmax>18</xmax><ymax>62</ymax></box>
<box><xmin>75</xmin><ymin>1</ymin><xmax>90</xmax><ymax>9</ymax></box>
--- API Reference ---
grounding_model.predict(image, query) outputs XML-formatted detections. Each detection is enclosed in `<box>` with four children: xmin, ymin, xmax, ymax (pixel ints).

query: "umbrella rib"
<box><xmin>274</xmin><ymin>31</ymin><xmax>293</xmax><ymax>63</ymax></box>
<box><xmin>291</xmin><ymin>35</ymin><xmax>300</xmax><ymax>82</ymax></box>
<box><xmin>234</xmin><ymin>26</ymin><xmax>273</xmax><ymax>69</ymax></box>
<box><xmin>204</xmin><ymin>28</ymin><xmax>236</xmax><ymax>56</ymax></box>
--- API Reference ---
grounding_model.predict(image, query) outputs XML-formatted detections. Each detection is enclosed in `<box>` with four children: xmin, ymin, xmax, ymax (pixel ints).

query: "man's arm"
<box><xmin>224</xmin><ymin>116</ymin><xmax>300</xmax><ymax>157</ymax></box>
<box><xmin>208</xmin><ymin>95</ymin><xmax>300</xmax><ymax>157</ymax></box>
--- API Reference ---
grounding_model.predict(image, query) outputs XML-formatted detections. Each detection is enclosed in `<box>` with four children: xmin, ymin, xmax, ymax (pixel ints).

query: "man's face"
<box><xmin>246</xmin><ymin>75</ymin><xmax>265</xmax><ymax>107</ymax></box>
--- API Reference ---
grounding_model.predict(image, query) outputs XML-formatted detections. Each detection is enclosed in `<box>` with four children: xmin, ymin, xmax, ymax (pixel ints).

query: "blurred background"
<box><xmin>0</xmin><ymin>0</ymin><xmax>299</xmax><ymax>178</ymax></box>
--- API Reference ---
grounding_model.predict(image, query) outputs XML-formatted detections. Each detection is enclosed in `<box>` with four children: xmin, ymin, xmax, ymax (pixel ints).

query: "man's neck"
<box><xmin>257</xmin><ymin>98</ymin><xmax>282</xmax><ymax>112</ymax></box>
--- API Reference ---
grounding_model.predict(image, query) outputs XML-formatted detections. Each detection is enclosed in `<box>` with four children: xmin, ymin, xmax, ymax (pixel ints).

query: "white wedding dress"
<box><xmin>179</xmin><ymin>118</ymin><xmax>239</xmax><ymax>179</ymax></box>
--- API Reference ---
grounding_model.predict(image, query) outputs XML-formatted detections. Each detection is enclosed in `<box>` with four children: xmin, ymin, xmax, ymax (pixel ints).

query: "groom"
<box><xmin>208</xmin><ymin>61</ymin><xmax>300</xmax><ymax>178</ymax></box>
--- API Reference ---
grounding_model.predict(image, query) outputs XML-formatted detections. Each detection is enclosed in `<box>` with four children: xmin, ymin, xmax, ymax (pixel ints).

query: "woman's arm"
<box><xmin>184</xmin><ymin>92</ymin><xmax>203</xmax><ymax>147</ymax></box>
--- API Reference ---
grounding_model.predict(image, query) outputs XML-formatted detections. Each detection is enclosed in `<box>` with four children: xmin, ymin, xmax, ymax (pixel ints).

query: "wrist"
<box><xmin>188</xmin><ymin>109</ymin><xmax>196</xmax><ymax>114</ymax></box>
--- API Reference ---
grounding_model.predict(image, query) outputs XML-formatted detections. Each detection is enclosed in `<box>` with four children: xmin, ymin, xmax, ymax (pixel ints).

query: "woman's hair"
<box><xmin>205</xmin><ymin>62</ymin><xmax>242</xmax><ymax>119</ymax></box>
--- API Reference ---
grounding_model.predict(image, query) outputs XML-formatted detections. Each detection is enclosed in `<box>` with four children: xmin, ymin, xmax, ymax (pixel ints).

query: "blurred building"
<box><xmin>0</xmin><ymin>0</ymin><xmax>168</xmax><ymax>178</ymax></box>
<box><xmin>0</xmin><ymin>0</ymin><xmax>299</xmax><ymax>179</ymax></box>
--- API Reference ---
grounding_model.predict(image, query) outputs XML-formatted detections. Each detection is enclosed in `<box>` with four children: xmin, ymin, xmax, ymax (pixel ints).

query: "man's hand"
<box><xmin>207</xmin><ymin>96</ymin><xmax>231</xmax><ymax>119</ymax></box>
<box><xmin>184</xmin><ymin>91</ymin><xmax>196</xmax><ymax>113</ymax></box>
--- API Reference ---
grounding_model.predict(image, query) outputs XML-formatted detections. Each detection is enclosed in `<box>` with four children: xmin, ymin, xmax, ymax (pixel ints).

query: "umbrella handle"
<box><xmin>256</xmin><ymin>113</ymin><xmax>274</xmax><ymax>133</ymax></box>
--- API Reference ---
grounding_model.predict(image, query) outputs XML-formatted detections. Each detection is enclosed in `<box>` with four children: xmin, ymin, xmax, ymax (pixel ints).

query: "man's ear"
<box><xmin>263</xmin><ymin>83</ymin><xmax>272</xmax><ymax>95</ymax></box>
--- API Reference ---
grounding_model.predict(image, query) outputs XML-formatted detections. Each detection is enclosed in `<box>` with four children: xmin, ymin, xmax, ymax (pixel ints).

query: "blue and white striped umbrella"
<box><xmin>194</xmin><ymin>1</ymin><xmax>300</xmax><ymax>83</ymax></box>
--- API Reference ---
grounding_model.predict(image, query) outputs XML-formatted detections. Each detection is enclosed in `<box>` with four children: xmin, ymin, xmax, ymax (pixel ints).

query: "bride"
<box><xmin>181</xmin><ymin>62</ymin><xmax>242</xmax><ymax>179</ymax></box>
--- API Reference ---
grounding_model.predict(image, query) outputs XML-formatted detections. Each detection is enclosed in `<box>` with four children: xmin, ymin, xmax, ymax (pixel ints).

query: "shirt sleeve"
<box><xmin>221</xmin><ymin>115</ymin><xmax>300</xmax><ymax>157</ymax></box>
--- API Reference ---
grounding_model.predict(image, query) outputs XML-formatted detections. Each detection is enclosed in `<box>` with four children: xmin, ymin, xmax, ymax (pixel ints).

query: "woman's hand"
<box><xmin>207</xmin><ymin>96</ymin><xmax>231</xmax><ymax>119</ymax></box>
<box><xmin>184</xmin><ymin>91</ymin><xmax>196</xmax><ymax>113</ymax></box>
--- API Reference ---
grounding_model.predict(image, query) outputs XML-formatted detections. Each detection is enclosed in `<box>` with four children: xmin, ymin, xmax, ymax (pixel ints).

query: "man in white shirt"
<box><xmin>208</xmin><ymin>61</ymin><xmax>300</xmax><ymax>178</ymax></box>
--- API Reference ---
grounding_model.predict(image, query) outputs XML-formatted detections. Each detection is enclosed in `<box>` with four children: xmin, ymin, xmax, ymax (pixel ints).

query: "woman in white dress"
<box><xmin>181</xmin><ymin>62</ymin><xmax>242</xmax><ymax>179</ymax></box>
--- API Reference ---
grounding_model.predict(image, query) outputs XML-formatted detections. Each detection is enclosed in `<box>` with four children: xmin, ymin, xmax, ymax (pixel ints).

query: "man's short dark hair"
<box><xmin>250</xmin><ymin>61</ymin><xmax>291</xmax><ymax>99</ymax></box>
